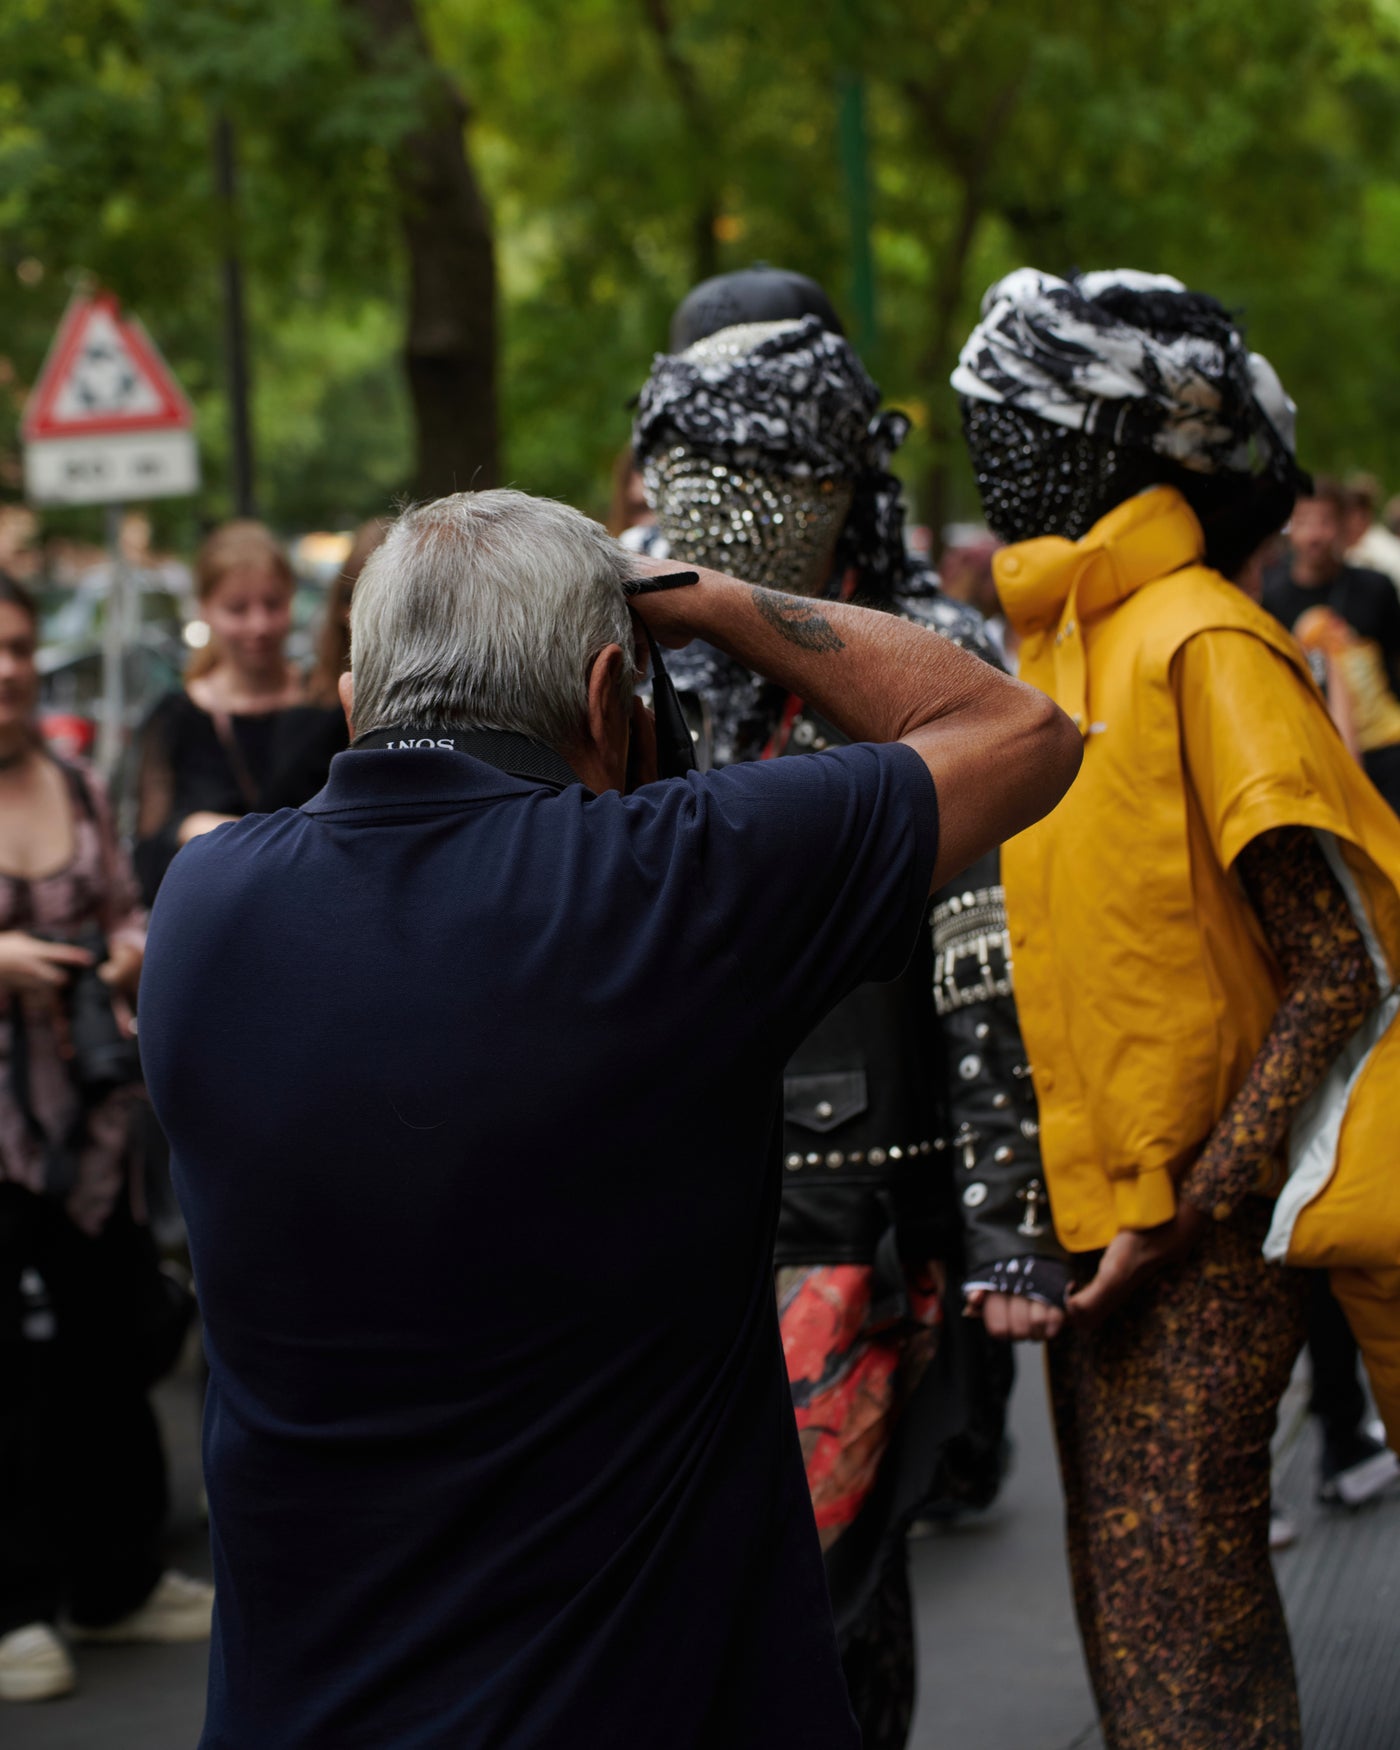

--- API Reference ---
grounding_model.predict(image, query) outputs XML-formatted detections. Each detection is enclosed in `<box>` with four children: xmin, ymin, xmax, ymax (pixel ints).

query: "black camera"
<box><xmin>44</xmin><ymin>929</ymin><xmax>143</xmax><ymax>1097</ymax></box>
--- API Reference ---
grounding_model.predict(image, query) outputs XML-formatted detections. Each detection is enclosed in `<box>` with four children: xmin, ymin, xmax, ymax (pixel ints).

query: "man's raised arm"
<box><xmin>631</xmin><ymin>564</ymin><xmax>1082</xmax><ymax>889</ymax></box>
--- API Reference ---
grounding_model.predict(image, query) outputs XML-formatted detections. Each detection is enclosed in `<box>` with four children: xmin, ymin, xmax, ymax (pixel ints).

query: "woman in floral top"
<box><xmin>0</xmin><ymin>575</ymin><xmax>212</xmax><ymax>1706</ymax></box>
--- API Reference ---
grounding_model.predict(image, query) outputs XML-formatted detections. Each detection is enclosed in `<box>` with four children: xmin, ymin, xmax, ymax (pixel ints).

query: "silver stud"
<box><xmin>868</xmin><ymin>1147</ymin><xmax>887</xmax><ymax>1167</ymax></box>
<box><xmin>815</xmin><ymin>1100</ymin><xmax>834</xmax><ymax>1121</ymax></box>
<box><xmin>785</xmin><ymin>1153</ymin><xmax>803</xmax><ymax>1171</ymax></box>
<box><xmin>889</xmin><ymin>1146</ymin><xmax>903</xmax><ymax>1160</ymax></box>
<box><xmin>994</xmin><ymin>1145</ymin><xmax>1014</xmax><ymax>1164</ymax></box>
<box><xmin>848</xmin><ymin>1150</ymin><xmax>865</xmax><ymax>1165</ymax></box>
<box><xmin>962</xmin><ymin>892</ymin><xmax>976</xmax><ymax>908</ymax></box>
<box><xmin>1021</xmin><ymin>1118</ymin><xmax>1039</xmax><ymax>1140</ymax></box>
<box><xmin>963</xmin><ymin>1182</ymin><xmax>988</xmax><ymax>1207</ymax></box>
<box><xmin>992</xmin><ymin>1092</ymin><xmax>1009</xmax><ymax>1110</ymax></box>
<box><xmin>825</xmin><ymin>1150</ymin><xmax>844</xmax><ymax>1169</ymax></box>
<box><xmin>805</xmin><ymin>1152</ymin><xmax>820</xmax><ymax>1166</ymax></box>
<box><xmin>958</xmin><ymin>1054</ymin><xmax>982</xmax><ymax>1080</ymax></box>
<box><xmin>974</xmin><ymin>1022</ymin><xmax>990</xmax><ymax>1041</ymax></box>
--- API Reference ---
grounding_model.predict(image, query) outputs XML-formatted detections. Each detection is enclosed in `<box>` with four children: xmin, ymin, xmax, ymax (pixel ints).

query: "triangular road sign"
<box><xmin>22</xmin><ymin>291</ymin><xmax>193</xmax><ymax>441</ymax></box>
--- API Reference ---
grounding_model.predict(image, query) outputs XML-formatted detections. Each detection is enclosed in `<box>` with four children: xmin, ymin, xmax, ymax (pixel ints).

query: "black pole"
<box><xmin>213</xmin><ymin>112</ymin><xmax>257</xmax><ymax>518</ymax></box>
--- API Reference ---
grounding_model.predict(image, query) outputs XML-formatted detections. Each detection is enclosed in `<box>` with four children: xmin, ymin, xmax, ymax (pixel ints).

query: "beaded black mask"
<box><xmin>961</xmin><ymin>400</ymin><xmax>1154</xmax><ymax>547</ymax></box>
<box><xmin>634</xmin><ymin>316</ymin><xmax>911</xmax><ymax>599</ymax></box>
<box><xmin>643</xmin><ymin>446</ymin><xmax>854</xmax><ymax>595</ymax></box>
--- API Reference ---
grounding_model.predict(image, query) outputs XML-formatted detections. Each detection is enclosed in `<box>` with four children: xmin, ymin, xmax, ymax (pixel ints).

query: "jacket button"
<box><xmin>816</xmin><ymin>1100</ymin><xmax>834</xmax><ymax>1121</ymax></box>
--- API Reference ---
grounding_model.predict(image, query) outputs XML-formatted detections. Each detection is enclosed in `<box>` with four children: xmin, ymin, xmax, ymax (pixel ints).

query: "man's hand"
<box><xmin>0</xmin><ymin>931</ymin><xmax>93</xmax><ymax>993</ymax></box>
<box><xmin>1064</xmin><ymin>1202</ymin><xmax>1207</xmax><ymax>1333</ymax></box>
<box><xmin>98</xmin><ymin>940</ymin><xmax>144</xmax><ymax>1002</ymax></box>
<box><xmin>178</xmin><ymin>811</ymin><xmax>240</xmax><ymax>846</ymax></box>
<box><xmin>966</xmin><ymin>1288</ymin><xmax>1065</xmax><ymax>1342</ymax></box>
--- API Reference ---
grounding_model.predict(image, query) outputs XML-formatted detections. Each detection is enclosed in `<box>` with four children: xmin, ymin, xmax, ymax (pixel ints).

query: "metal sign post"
<box><xmin>98</xmin><ymin>504</ymin><xmax>127</xmax><ymax>778</ymax></box>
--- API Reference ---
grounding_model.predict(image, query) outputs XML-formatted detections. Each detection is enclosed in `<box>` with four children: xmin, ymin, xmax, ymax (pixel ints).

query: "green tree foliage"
<box><xmin>4</xmin><ymin>0</ymin><xmax>1400</xmax><ymax>543</ymax></box>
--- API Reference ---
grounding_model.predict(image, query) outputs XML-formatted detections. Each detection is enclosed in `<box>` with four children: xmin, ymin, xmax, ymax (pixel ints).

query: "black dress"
<box><xmin>132</xmin><ymin>690</ymin><xmax>347</xmax><ymax>905</ymax></box>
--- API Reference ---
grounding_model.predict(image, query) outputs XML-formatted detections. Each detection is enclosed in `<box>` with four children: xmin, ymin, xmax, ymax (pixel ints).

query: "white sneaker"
<box><xmin>69</xmin><ymin>1570</ymin><xmax>214</xmax><ymax>1645</ymax></box>
<box><xmin>1269</xmin><ymin>1507</ymin><xmax>1299</xmax><ymax>1551</ymax></box>
<box><xmin>0</xmin><ymin>1623</ymin><xmax>77</xmax><ymax>1702</ymax></box>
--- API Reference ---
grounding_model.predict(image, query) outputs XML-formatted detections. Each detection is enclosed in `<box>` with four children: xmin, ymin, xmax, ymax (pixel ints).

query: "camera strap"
<box><xmin>350</xmin><ymin>725</ymin><xmax>580</xmax><ymax>792</ymax></box>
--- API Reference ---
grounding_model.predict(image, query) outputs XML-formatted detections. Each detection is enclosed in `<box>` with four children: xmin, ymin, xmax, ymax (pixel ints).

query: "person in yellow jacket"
<box><xmin>953</xmin><ymin>268</ymin><xmax>1400</xmax><ymax>1750</ymax></box>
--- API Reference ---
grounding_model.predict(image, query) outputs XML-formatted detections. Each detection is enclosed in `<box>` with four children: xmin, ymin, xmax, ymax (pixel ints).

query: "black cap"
<box><xmin>669</xmin><ymin>265</ymin><xmax>845</xmax><ymax>352</ymax></box>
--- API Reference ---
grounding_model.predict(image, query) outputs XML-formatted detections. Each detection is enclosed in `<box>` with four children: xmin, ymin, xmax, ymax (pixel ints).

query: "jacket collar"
<box><xmin>994</xmin><ymin>485</ymin><xmax>1206</xmax><ymax>636</ymax></box>
<box><xmin>992</xmin><ymin>486</ymin><xmax>1207</xmax><ymax>737</ymax></box>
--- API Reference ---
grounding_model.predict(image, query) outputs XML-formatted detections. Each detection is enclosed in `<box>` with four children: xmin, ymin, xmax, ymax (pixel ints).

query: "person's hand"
<box><xmin>177</xmin><ymin>810</ymin><xmax>239</xmax><ymax>846</ymax></box>
<box><xmin>0</xmin><ymin>930</ymin><xmax>93</xmax><ymax>993</ymax></box>
<box><xmin>966</xmin><ymin>1288</ymin><xmax>1065</xmax><ymax>1342</ymax></box>
<box><xmin>98</xmin><ymin>939</ymin><xmax>143</xmax><ymax>1001</ymax></box>
<box><xmin>625</xmin><ymin>554</ymin><xmax>722</xmax><ymax>649</ymax></box>
<box><xmin>1064</xmin><ymin>1202</ymin><xmax>1207</xmax><ymax>1333</ymax></box>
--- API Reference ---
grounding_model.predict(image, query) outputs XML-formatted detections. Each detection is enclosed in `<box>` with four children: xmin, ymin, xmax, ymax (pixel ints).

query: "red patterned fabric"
<box><xmin>778</xmin><ymin>1263</ymin><xmax>943</xmax><ymax>1544</ymax></box>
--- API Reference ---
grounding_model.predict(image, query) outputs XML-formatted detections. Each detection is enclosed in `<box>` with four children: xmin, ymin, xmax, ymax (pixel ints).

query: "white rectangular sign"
<box><xmin>23</xmin><ymin>430</ymin><xmax>201</xmax><ymax>506</ymax></box>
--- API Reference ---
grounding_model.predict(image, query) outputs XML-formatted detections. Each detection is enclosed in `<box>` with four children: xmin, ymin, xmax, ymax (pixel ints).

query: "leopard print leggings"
<box><xmin>1050</xmin><ymin>1198</ymin><xmax>1307</xmax><ymax>1750</ymax></box>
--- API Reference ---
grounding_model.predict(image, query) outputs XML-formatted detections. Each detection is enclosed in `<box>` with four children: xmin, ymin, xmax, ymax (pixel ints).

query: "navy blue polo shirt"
<box><xmin>141</xmin><ymin>739</ymin><xmax>938</xmax><ymax>1749</ymax></box>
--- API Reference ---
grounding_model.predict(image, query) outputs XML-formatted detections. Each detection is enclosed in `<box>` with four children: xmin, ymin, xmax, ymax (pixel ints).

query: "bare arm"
<box><xmin>632</xmin><ymin>566</ymin><xmax>1082</xmax><ymax>888</ymax></box>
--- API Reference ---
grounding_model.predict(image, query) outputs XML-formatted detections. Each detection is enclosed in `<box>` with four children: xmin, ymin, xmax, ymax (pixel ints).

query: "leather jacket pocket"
<box><xmin>784</xmin><ymin>1070</ymin><xmax>868</xmax><ymax>1136</ymax></box>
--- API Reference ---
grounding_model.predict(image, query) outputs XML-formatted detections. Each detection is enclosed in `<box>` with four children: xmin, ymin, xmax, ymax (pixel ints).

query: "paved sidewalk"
<box><xmin>911</xmin><ymin>1354</ymin><xmax>1400</xmax><ymax>1750</ymax></box>
<box><xmin>8</xmin><ymin>1343</ymin><xmax>1398</xmax><ymax>1747</ymax></box>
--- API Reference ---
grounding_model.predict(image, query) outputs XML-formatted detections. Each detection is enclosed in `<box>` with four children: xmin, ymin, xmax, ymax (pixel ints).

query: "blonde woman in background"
<box><xmin>133</xmin><ymin>522</ymin><xmax>346</xmax><ymax>903</ymax></box>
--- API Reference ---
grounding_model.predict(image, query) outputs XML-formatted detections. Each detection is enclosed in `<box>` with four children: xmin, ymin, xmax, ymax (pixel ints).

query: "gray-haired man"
<box><xmin>140</xmin><ymin>488</ymin><xmax>1079</xmax><ymax>1750</ymax></box>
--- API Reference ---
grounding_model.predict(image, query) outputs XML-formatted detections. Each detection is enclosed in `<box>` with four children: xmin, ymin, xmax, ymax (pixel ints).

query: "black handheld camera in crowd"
<box><xmin>41</xmin><ymin>929</ymin><xmax>143</xmax><ymax>1098</ymax></box>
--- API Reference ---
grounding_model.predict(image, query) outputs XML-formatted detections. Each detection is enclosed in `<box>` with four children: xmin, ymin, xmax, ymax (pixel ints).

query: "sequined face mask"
<box><xmin>644</xmin><ymin>445</ymin><xmax>854</xmax><ymax>596</ymax></box>
<box><xmin>961</xmin><ymin>399</ymin><xmax>1153</xmax><ymax>547</ymax></box>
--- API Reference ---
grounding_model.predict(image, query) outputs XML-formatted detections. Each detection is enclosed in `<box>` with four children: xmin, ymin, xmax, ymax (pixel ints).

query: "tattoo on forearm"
<box><xmin>750</xmin><ymin>586</ymin><xmax>846</xmax><ymax>653</ymax></box>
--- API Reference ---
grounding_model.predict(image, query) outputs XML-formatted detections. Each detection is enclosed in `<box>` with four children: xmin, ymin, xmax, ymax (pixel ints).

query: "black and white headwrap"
<box><xmin>952</xmin><ymin>268</ymin><xmax>1298</xmax><ymax>481</ymax></box>
<box><xmin>633</xmin><ymin>316</ymin><xmax>914</xmax><ymax>598</ymax></box>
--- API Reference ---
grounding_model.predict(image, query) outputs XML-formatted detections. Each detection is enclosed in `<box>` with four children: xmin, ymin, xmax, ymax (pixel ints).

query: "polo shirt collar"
<box><xmin>303</xmin><ymin>746</ymin><xmax>583</xmax><ymax>815</ymax></box>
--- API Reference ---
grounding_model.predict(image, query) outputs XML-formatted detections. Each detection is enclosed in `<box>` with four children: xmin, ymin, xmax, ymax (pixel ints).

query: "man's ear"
<box><xmin>583</xmin><ymin>643</ymin><xmax>630</xmax><ymax>790</ymax></box>
<box><xmin>338</xmin><ymin>670</ymin><xmax>355</xmax><ymax>737</ymax></box>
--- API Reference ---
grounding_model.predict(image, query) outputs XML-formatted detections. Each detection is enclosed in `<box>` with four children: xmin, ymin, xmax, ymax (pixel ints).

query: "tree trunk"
<box><xmin>641</xmin><ymin>0</ymin><xmax>720</xmax><ymax>287</ymax></box>
<box><xmin>902</xmin><ymin>75</ymin><xmax>1024</xmax><ymax>561</ymax></box>
<box><xmin>341</xmin><ymin>0</ymin><xmax>498</xmax><ymax>498</ymax></box>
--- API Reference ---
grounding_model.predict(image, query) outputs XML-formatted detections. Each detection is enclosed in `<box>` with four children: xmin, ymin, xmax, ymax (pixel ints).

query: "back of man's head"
<box><xmin>349</xmin><ymin>490</ymin><xmax>635</xmax><ymax>751</ymax></box>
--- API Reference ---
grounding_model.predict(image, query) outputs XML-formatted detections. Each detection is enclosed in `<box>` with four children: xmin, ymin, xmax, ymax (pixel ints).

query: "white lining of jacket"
<box><xmin>1264</xmin><ymin>832</ymin><xmax>1399</xmax><ymax>1262</ymax></box>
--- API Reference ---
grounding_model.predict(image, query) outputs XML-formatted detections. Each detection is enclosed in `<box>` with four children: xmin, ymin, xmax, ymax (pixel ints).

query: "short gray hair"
<box><xmin>348</xmin><ymin>490</ymin><xmax>637</xmax><ymax>749</ymax></box>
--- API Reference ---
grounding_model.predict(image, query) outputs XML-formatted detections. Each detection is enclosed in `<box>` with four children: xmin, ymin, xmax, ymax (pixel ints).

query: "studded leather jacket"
<box><xmin>667</xmin><ymin>572</ymin><xmax>1066</xmax><ymax>1282</ymax></box>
